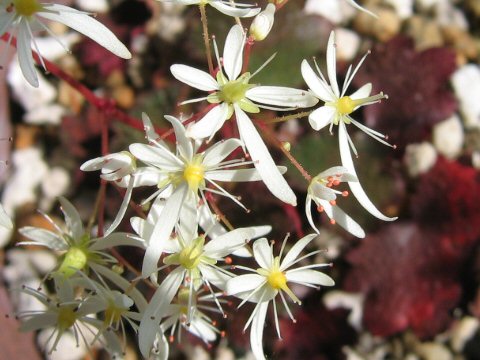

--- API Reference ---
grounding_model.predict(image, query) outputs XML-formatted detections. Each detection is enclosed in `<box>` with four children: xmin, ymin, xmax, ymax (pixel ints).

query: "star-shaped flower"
<box><xmin>301</xmin><ymin>31</ymin><xmax>397</xmax><ymax>222</ymax></box>
<box><xmin>129</xmin><ymin>113</ymin><xmax>272</xmax><ymax>277</ymax></box>
<box><xmin>226</xmin><ymin>235</ymin><xmax>335</xmax><ymax>360</ymax></box>
<box><xmin>18</xmin><ymin>197</ymin><xmax>143</xmax><ymax>278</ymax></box>
<box><xmin>171</xmin><ymin>24</ymin><xmax>318</xmax><ymax>206</ymax></box>
<box><xmin>306</xmin><ymin>166</ymin><xmax>365</xmax><ymax>238</ymax></box>
<box><xmin>1</xmin><ymin>0</ymin><xmax>131</xmax><ymax>87</ymax></box>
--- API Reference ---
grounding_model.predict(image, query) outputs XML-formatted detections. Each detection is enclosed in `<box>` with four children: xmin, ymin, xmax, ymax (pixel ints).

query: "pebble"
<box><xmin>432</xmin><ymin>114</ymin><xmax>464</xmax><ymax>159</ymax></box>
<box><xmin>404</xmin><ymin>142</ymin><xmax>437</xmax><ymax>177</ymax></box>
<box><xmin>451</xmin><ymin>64</ymin><xmax>480</xmax><ymax>128</ymax></box>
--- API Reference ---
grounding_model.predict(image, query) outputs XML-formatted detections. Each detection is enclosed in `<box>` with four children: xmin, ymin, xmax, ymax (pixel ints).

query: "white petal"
<box><xmin>0</xmin><ymin>204</ymin><xmax>13</xmax><ymax>230</ymax></box>
<box><xmin>187</xmin><ymin>102</ymin><xmax>229</xmax><ymax>140</ymax></box>
<box><xmin>246</xmin><ymin>86</ymin><xmax>318</xmax><ymax>108</ymax></box>
<box><xmin>142</xmin><ymin>113</ymin><xmax>161</xmax><ymax>144</ymax></box>
<box><xmin>19</xmin><ymin>313</ymin><xmax>57</xmax><ymax>332</ymax></box>
<box><xmin>103</xmin><ymin>176</ymin><xmax>134</xmax><ymax>236</ymax></box>
<box><xmin>226</xmin><ymin>273</ymin><xmax>266</xmax><ymax>295</ymax></box>
<box><xmin>345</xmin><ymin>0</ymin><xmax>378</xmax><ymax>18</ymax></box>
<box><xmin>18</xmin><ymin>227</ymin><xmax>67</xmax><ymax>250</ymax></box>
<box><xmin>142</xmin><ymin>184</ymin><xmax>188</xmax><ymax>277</ymax></box>
<box><xmin>318</xmin><ymin>166</ymin><xmax>357</xmax><ymax>182</ymax></box>
<box><xmin>90</xmin><ymin>232</ymin><xmax>145</xmax><ymax>251</ymax></box>
<box><xmin>338</xmin><ymin>122</ymin><xmax>397</xmax><ymax>221</ymax></box>
<box><xmin>280</xmin><ymin>234</ymin><xmax>317</xmax><ymax>270</ymax></box>
<box><xmin>164</xmin><ymin>115</ymin><xmax>193</xmax><ymax>160</ymax></box>
<box><xmin>40</xmin><ymin>4</ymin><xmax>131</xmax><ymax>58</ymax></box>
<box><xmin>138</xmin><ymin>267</ymin><xmax>184</xmax><ymax>357</ymax></box>
<box><xmin>250</xmin><ymin>301</ymin><xmax>269</xmax><ymax>360</ymax></box>
<box><xmin>188</xmin><ymin>318</ymin><xmax>217</xmax><ymax>342</ymax></box>
<box><xmin>235</xmin><ymin>107</ymin><xmax>297</xmax><ymax>205</ymax></box>
<box><xmin>210</xmin><ymin>2</ymin><xmax>260</xmax><ymax>17</ymax></box>
<box><xmin>301</xmin><ymin>59</ymin><xmax>335</xmax><ymax>102</ymax></box>
<box><xmin>350</xmin><ymin>83</ymin><xmax>372</xmax><ymax>100</ymax></box>
<box><xmin>17</xmin><ymin>20</ymin><xmax>39</xmax><ymax>87</ymax></box>
<box><xmin>320</xmin><ymin>200</ymin><xmax>365</xmax><ymax>238</ymax></box>
<box><xmin>129</xmin><ymin>143</ymin><xmax>182</xmax><ymax>170</ymax></box>
<box><xmin>223</xmin><ymin>25</ymin><xmax>245</xmax><ymax>81</ymax></box>
<box><xmin>58</xmin><ymin>197</ymin><xmax>84</xmax><ymax>240</ymax></box>
<box><xmin>310</xmin><ymin>182</ymin><xmax>336</xmax><ymax>201</ymax></box>
<box><xmin>203</xmin><ymin>138</ymin><xmax>243</xmax><ymax>167</ymax></box>
<box><xmin>309</xmin><ymin>106</ymin><xmax>336</xmax><ymax>131</ymax></box>
<box><xmin>286</xmin><ymin>269</ymin><xmax>335</xmax><ymax>286</ymax></box>
<box><xmin>204</xmin><ymin>227</ymin><xmax>256</xmax><ymax>258</ymax></box>
<box><xmin>198</xmin><ymin>263</ymin><xmax>232</xmax><ymax>290</ymax></box>
<box><xmin>206</xmin><ymin>168</ymin><xmax>262</xmax><ymax>182</ymax></box>
<box><xmin>253</xmin><ymin>238</ymin><xmax>273</xmax><ymax>269</ymax></box>
<box><xmin>305</xmin><ymin>196</ymin><xmax>320</xmax><ymax>234</ymax></box>
<box><xmin>170</xmin><ymin>64</ymin><xmax>218</xmax><ymax>91</ymax></box>
<box><xmin>326</xmin><ymin>31</ymin><xmax>340</xmax><ymax>97</ymax></box>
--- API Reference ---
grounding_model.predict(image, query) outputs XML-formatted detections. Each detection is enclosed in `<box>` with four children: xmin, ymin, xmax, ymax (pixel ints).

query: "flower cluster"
<box><xmin>5</xmin><ymin>1</ymin><xmax>397</xmax><ymax>359</ymax></box>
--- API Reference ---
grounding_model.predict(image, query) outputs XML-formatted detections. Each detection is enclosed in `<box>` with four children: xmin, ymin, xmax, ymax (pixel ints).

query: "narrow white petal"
<box><xmin>129</xmin><ymin>143</ymin><xmax>182</xmax><ymax>170</ymax></box>
<box><xmin>310</xmin><ymin>182</ymin><xmax>336</xmax><ymax>201</ymax></box>
<box><xmin>198</xmin><ymin>264</ymin><xmax>232</xmax><ymax>290</ymax></box>
<box><xmin>300</xmin><ymin>59</ymin><xmax>335</xmax><ymax>102</ymax></box>
<box><xmin>58</xmin><ymin>197</ymin><xmax>84</xmax><ymax>240</ymax></box>
<box><xmin>320</xmin><ymin>200</ymin><xmax>366</xmax><ymax>238</ymax></box>
<box><xmin>338</xmin><ymin>122</ymin><xmax>397</xmax><ymax>221</ymax></box>
<box><xmin>309</xmin><ymin>106</ymin><xmax>336</xmax><ymax>131</ymax></box>
<box><xmin>186</xmin><ymin>103</ymin><xmax>229</xmax><ymax>140</ymax></box>
<box><xmin>223</xmin><ymin>25</ymin><xmax>245</xmax><ymax>81</ymax></box>
<box><xmin>103</xmin><ymin>176</ymin><xmax>134</xmax><ymax>236</ymax></box>
<box><xmin>318</xmin><ymin>166</ymin><xmax>353</xmax><ymax>180</ymax></box>
<box><xmin>142</xmin><ymin>113</ymin><xmax>161</xmax><ymax>143</ymax></box>
<box><xmin>164</xmin><ymin>115</ymin><xmax>193</xmax><ymax>160</ymax></box>
<box><xmin>210</xmin><ymin>2</ymin><xmax>260</xmax><ymax>17</ymax></box>
<box><xmin>19</xmin><ymin>313</ymin><xmax>57</xmax><ymax>332</ymax></box>
<box><xmin>286</xmin><ymin>269</ymin><xmax>335</xmax><ymax>286</ymax></box>
<box><xmin>226</xmin><ymin>273</ymin><xmax>265</xmax><ymax>295</ymax></box>
<box><xmin>170</xmin><ymin>64</ymin><xmax>218</xmax><ymax>91</ymax></box>
<box><xmin>235</xmin><ymin>107</ymin><xmax>297</xmax><ymax>205</ymax></box>
<box><xmin>250</xmin><ymin>301</ymin><xmax>269</xmax><ymax>360</ymax></box>
<box><xmin>280</xmin><ymin>234</ymin><xmax>317</xmax><ymax>270</ymax></box>
<box><xmin>206</xmin><ymin>168</ymin><xmax>262</xmax><ymax>182</ymax></box>
<box><xmin>246</xmin><ymin>86</ymin><xmax>318</xmax><ymax>108</ymax></box>
<box><xmin>0</xmin><ymin>204</ymin><xmax>13</xmax><ymax>230</ymax></box>
<box><xmin>17</xmin><ymin>21</ymin><xmax>39</xmax><ymax>87</ymax></box>
<box><xmin>326</xmin><ymin>31</ymin><xmax>340</xmax><ymax>97</ymax></box>
<box><xmin>90</xmin><ymin>232</ymin><xmax>145</xmax><ymax>250</ymax></box>
<box><xmin>40</xmin><ymin>4</ymin><xmax>131</xmax><ymax>59</ymax></box>
<box><xmin>305</xmin><ymin>196</ymin><xmax>320</xmax><ymax>234</ymax></box>
<box><xmin>203</xmin><ymin>138</ymin><xmax>243</xmax><ymax>167</ymax></box>
<box><xmin>138</xmin><ymin>267</ymin><xmax>184</xmax><ymax>357</ymax></box>
<box><xmin>350</xmin><ymin>83</ymin><xmax>372</xmax><ymax>100</ymax></box>
<box><xmin>142</xmin><ymin>184</ymin><xmax>188</xmax><ymax>277</ymax></box>
<box><xmin>204</xmin><ymin>227</ymin><xmax>256</xmax><ymax>258</ymax></box>
<box><xmin>18</xmin><ymin>227</ymin><xmax>67</xmax><ymax>250</ymax></box>
<box><xmin>253</xmin><ymin>238</ymin><xmax>273</xmax><ymax>269</ymax></box>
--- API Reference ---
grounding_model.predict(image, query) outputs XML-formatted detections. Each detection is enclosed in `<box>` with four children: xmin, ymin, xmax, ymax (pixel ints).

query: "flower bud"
<box><xmin>249</xmin><ymin>3</ymin><xmax>275</xmax><ymax>41</ymax></box>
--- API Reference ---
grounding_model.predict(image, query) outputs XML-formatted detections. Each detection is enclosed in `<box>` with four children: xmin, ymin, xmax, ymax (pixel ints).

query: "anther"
<box><xmin>225</xmin><ymin>257</ymin><xmax>233</xmax><ymax>265</ymax></box>
<box><xmin>317</xmin><ymin>205</ymin><xmax>324</xmax><ymax>212</ymax></box>
<box><xmin>342</xmin><ymin>191</ymin><xmax>349</xmax><ymax>197</ymax></box>
<box><xmin>329</xmin><ymin>200</ymin><xmax>336</xmax><ymax>206</ymax></box>
<box><xmin>330</xmin><ymin>219</ymin><xmax>336</xmax><ymax>225</ymax></box>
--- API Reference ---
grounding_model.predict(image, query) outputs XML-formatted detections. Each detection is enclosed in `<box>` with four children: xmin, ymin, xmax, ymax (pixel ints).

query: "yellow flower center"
<box><xmin>219</xmin><ymin>78</ymin><xmax>251</xmax><ymax>104</ymax></box>
<box><xmin>267</xmin><ymin>270</ymin><xmax>287</xmax><ymax>290</ymax></box>
<box><xmin>336</xmin><ymin>96</ymin><xmax>356</xmax><ymax>115</ymax></box>
<box><xmin>13</xmin><ymin>0</ymin><xmax>42</xmax><ymax>16</ymax></box>
<box><xmin>105</xmin><ymin>301</ymin><xmax>127</xmax><ymax>327</ymax></box>
<box><xmin>57</xmin><ymin>306</ymin><xmax>77</xmax><ymax>331</ymax></box>
<box><xmin>178</xmin><ymin>241</ymin><xmax>204</xmax><ymax>270</ymax></box>
<box><xmin>183</xmin><ymin>156</ymin><xmax>205</xmax><ymax>192</ymax></box>
<box><xmin>58</xmin><ymin>247</ymin><xmax>88</xmax><ymax>278</ymax></box>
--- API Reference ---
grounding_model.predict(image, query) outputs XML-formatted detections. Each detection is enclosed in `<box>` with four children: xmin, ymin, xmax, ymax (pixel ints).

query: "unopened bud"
<box><xmin>249</xmin><ymin>3</ymin><xmax>275</xmax><ymax>41</ymax></box>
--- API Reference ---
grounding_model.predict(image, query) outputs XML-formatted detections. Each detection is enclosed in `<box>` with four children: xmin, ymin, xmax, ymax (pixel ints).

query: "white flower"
<box><xmin>301</xmin><ymin>31</ymin><xmax>397</xmax><ymax>222</ymax></box>
<box><xmin>226</xmin><ymin>235</ymin><xmax>335</xmax><ymax>360</ymax></box>
<box><xmin>17</xmin><ymin>275</ymin><xmax>123</xmax><ymax>357</ymax></box>
<box><xmin>161</xmin><ymin>288</ymin><xmax>222</xmax><ymax>345</ymax></box>
<box><xmin>18</xmin><ymin>197</ymin><xmax>144</xmax><ymax>278</ymax></box>
<box><xmin>249</xmin><ymin>3</ymin><xmax>275</xmax><ymax>41</ymax></box>
<box><xmin>0</xmin><ymin>203</ymin><xmax>13</xmax><ymax>229</ymax></box>
<box><xmin>129</xmin><ymin>113</ymin><xmax>271</xmax><ymax>277</ymax></box>
<box><xmin>306</xmin><ymin>166</ymin><xmax>365</xmax><ymax>238</ymax></box>
<box><xmin>171</xmin><ymin>25</ymin><xmax>318</xmax><ymax>205</ymax></box>
<box><xmin>136</xmin><ymin>215</ymin><xmax>269</xmax><ymax>357</ymax></box>
<box><xmin>164</xmin><ymin>0</ymin><xmax>260</xmax><ymax>18</ymax></box>
<box><xmin>0</xmin><ymin>0</ymin><xmax>131</xmax><ymax>87</ymax></box>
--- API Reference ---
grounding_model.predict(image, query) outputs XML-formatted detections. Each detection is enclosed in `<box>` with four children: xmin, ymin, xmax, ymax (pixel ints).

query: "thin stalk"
<box><xmin>264</xmin><ymin>110</ymin><xmax>312</xmax><ymax>124</ymax></box>
<box><xmin>199</xmin><ymin>4</ymin><xmax>214</xmax><ymax>75</ymax></box>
